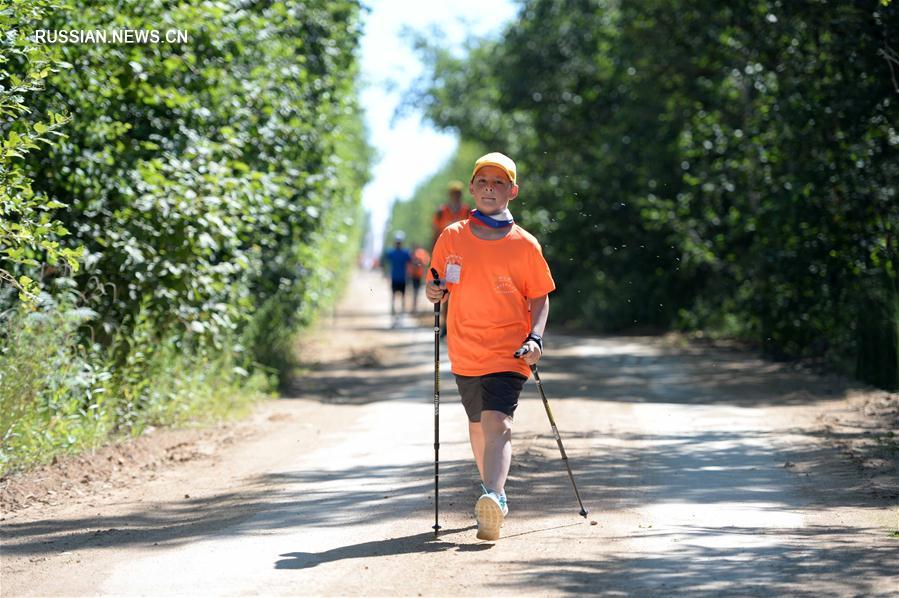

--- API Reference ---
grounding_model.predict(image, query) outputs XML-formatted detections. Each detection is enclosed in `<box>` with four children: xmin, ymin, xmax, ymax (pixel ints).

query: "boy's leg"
<box><xmin>480</xmin><ymin>410</ymin><xmax>513</xmax><ymax>495</ymax></box>
<box><xmin>458</xmin><ymin>373</ymin><xmax>523</xmax><ymax>541</ymax></box>
<box><xmin>458</xmin><ymin>373</ymin><xmax>523</xmax><ymax>493</ymax></box>
<box><xmin>456</xmin><ymin>373</ymin><xmax>525</xmax><ymax>494</ymax></box>
<box><xmin>473</xmin><ymin>409</ymin><xmax>513</xmax><ymax>541</ymax></box>
<box><xmin>468</xmin><ymin>421</ymin><xmax>486</xmax><ymax>482</ymax></box>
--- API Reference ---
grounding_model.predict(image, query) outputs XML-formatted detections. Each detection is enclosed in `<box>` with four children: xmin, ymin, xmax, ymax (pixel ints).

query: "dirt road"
<box><xmin>2</xmin><ymin>269</ymin><xmax>897</xmax><ymax>596</ymax></box>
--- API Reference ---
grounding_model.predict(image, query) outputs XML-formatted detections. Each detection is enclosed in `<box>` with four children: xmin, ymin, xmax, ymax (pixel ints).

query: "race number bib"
<box><xmin>445</xmin><ymin>263</ymin><xmax>461</xmax><ymax>284</ymax></box>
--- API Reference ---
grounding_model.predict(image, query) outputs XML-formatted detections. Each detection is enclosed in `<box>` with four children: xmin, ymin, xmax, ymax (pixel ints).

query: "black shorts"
<box><xmin>391</xmin><ymin>280</ymin><xmax>406</xmax><ymax>294</ymax></box>
<box><xmin>411</xmin><ymin>277</ymin><xmax>422</xmax><ymax>291</ymax></box>
<box><xmin>454</xmin><ymin>372</ymin><xmax>527</xmax><ymax>422</ymax></box>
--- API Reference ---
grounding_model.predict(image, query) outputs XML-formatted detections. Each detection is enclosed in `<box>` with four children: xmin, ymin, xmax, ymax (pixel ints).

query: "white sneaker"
<box><xmin>475</xmin><ymin>485</ymin><xmax>509</xmax><ymax>517</ymax></box>
<box><xmin>475</xmin><ymin>492</ymin><xmax>505</xmax><ymax>541</ymax></box>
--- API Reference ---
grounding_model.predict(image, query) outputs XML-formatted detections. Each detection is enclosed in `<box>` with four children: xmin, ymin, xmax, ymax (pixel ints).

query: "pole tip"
<box><xmin>432</xmin><ymin>524</ymin><xmax>441</xmax><ymax>535</ymax></box>
<box><xmin>580</xmin><ymin>509</ymin><xmax>589</xmax><ymax>518</ymax></box>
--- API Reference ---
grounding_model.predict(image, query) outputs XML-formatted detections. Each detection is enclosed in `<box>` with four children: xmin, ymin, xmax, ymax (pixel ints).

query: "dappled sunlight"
<box><xmin>500</xmin><ymin>523</ymin><xmax>898</xmax><ymax>596</ymax></box>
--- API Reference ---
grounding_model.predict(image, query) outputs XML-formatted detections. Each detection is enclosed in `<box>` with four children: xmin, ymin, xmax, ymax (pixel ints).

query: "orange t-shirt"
<box><xmin>428</xmin><ymin>220</ymin><xmax>555</xmax><ymax>378</ymax></box>
<box><xmin>432</xmin><ymin>203</ymin><xmax>470</xmax><ymax>236</ymax></box>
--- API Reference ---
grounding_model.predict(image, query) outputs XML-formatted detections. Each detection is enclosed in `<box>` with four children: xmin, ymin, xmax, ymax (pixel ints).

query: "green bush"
<box><xmin>0</xmin><ymin>0</ymin><xmax>81</xmax><ymax>301</ymax></box>
<box><xmin>0</xmin><ymin>293</ymin><xmax>102</xmax><ymax>468</ymax></box>
<box><xmin>0</xmin><ymin>288</ymin><xmax>270</xmax><ymax>472</ymax></box>
<box><xmin>0</xmin><ymin>0</ymin><xmax>372</xmax><ymax>471</ymax></box>
<box><xmin>4</xmin><ymin>0</ymin><xmax>371</xmax><ymax>367</ymax></box>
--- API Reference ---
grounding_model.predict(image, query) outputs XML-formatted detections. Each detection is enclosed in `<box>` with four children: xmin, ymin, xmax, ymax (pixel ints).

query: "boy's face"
<box><xmin>469</xmin><ymin>165</ymin><xmax>518</xmax><ymax>215</ymax></box>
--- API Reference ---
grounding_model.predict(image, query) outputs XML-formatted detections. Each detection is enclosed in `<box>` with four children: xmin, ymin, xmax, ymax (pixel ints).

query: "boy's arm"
<box><xmin>516</xmin><ymin>294</ymin><xmax>549</xmax><ymax>365</ymax></box>
<box><xmin>425</xmin><ymin>235</ymin><xmax>449</xmax><ymax>304</ymax></box>
<box><xmin>529</xmin><ymin>294</ymin><xmax>549</xmax><ymax>337</ymax></box>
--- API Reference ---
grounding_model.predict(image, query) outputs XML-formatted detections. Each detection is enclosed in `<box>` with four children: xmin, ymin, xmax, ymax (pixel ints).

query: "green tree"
<box><xmin>412</xmin><ymin>0</ymin><xmax>899</xmax><ymax>388</ymax></box>
<box><xmin>385</xmin><ymin>140</ymin><xmax>485</xmax><ymax>252</ymax></box>
<box><xmin>0</xmin><ymin>0</ymin><xmax>81</xmax><ymax>302</ymax></box>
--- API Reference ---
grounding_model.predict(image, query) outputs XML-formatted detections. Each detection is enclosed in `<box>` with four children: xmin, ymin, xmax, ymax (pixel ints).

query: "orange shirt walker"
<box><xmin>426</xmin><ymin>152</ymin><xmax>555</xmax><ymax>541</ymax></box>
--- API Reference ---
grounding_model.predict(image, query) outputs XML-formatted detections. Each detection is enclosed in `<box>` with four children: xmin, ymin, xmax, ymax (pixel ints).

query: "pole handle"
<box><xmin>430</xmin><ymin>267</ymin><xmax>447</xmax><ymax>304</ymax></box>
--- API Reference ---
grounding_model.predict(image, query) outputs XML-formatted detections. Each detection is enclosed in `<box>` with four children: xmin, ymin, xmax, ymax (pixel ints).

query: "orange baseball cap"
<box><xmin>470</xmin><ymin>152</ymin><xmax>517</xmax><ymax>185</ymax></box>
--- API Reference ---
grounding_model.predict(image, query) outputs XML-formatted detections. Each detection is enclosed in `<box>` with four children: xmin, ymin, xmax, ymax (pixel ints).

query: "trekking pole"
<box><xmin>529</xmin><ymin>362</ymin><xmax>589</xmax><ymax>518</ymax></box>
<box><xmin>430</xmin><ymin>268</ymin><xmax>443</xmax><ymax>535</ymax></box>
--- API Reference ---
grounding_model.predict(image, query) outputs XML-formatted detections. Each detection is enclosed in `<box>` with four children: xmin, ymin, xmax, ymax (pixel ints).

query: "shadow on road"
<box><xmin>275</xmin><ymin>526</ymin><xmax>477</xmax><ymax>570</ymax></box>
<box><xmin>4</xmin><ymin>421</ymin><xmax>895</xmax><ymax>554</ymax></box>
<box><xmin>291</xmin><ymin>309</ymin><xmax>872</xmax><ymax>409</ymax></box>
<box><xmin>3</xmin><ymin>421</ymin><xmax>897</xmax><ymax>594</ymax></box>
<box><xmin>499</xmin><ymin>524</ymin><xmax>899</xmax><ymax>596</ymax></box>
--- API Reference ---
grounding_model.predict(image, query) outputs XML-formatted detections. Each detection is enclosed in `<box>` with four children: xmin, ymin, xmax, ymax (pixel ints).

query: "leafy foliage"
<box><xmin>5</xmin><ymin>0</ymin><xmax>371</xmax><ymax>372</ymax></box>
<box><xmin>385</xmin><ymin>140</ymin><xmax>485</xmax><ymax>252</ymax></box>
<box><xmin>0</xmin><ymin>0</ymin><xmax>372</xmax><ymax>471</ymax></box>
<box><xmin>0</xmin><ymin>0</ymin><xmax>81</xmax><ymax>301</ymax></box>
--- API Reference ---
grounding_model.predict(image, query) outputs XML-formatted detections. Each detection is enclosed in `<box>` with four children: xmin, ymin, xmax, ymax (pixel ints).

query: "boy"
<box><xmin>426</xmin><ymin>152</ymin><xmax>554</xmax><ymax>541</ymax></box>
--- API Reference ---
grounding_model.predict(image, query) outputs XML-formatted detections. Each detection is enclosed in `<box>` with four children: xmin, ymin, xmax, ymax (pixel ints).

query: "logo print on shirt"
<box><xmin>494</xmin><ymin>275</ymin><xmax>516</xmax><ymax>294</ymax></box>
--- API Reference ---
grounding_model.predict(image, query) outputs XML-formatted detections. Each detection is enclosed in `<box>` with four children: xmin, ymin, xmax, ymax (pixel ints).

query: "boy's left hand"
<box><xmin>514</xmin><ymin>339</ymin><xmax>542</xmax><ymax>365</ymax></box>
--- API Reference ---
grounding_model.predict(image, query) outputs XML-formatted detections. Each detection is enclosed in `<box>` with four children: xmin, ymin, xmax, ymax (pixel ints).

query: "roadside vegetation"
<box><xmin>0</xmin><ymin>0</ymin><xmax>372</xmax><ymax>474</ymax></box>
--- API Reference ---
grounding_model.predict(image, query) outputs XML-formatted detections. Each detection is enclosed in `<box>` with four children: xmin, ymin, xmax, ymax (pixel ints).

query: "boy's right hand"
<box><xmin>427</xmin><ymin>268</ymin><xmax>447</xmax><ymax>303</ymax></box>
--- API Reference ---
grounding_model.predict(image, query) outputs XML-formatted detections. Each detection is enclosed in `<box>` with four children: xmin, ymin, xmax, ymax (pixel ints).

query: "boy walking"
<box><xmin>426</xmin><ymin>152</ymin><xmax>555</xmax><ymax>541</ymax></box>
